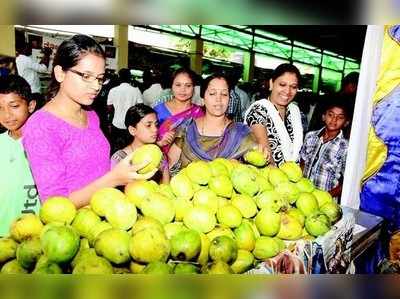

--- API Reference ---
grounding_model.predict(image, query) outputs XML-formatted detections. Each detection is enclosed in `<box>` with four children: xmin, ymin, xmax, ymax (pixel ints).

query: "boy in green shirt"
<box><xmin>0</xmin><ymin>75</ymin><xmax>40</xmax><ymax>236</ymax></box>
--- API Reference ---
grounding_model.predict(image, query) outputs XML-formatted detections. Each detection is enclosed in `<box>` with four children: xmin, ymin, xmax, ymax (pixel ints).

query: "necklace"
<box><xmin>169</xmin><ymin>99</ymin><xmax>191</xmax><ymax>114</ymax></box>
<box><xmin>269</xmin><ymin>98</ymin><xmax>286</xmax><ymax>120</ymax></box>
<box><xmin>200</xmin><ymin>117</ymin><xmax>228</xmax><ymax>136</ymax></box>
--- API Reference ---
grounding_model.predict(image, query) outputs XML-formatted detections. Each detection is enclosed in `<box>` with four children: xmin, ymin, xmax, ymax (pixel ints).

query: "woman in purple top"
<box><xmin>23</xmin><ymin>35</ymin><xmax>156</xmax><ymax>208</ymax></box>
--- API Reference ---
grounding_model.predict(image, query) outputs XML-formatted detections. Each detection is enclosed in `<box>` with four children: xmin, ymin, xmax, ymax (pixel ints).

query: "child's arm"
<box><xmin>299</xmin><ymin>132</ymin><xmax>312</xmax><ymax>172</ymax></box>
<box><xmin>299</xmin><ymin>158</ymin><xmax>305</xmax><ymax>171</ymax></box>
<box><xmin>329</xmin><ymin>141</ymin><xmax>348</xmax><ymax>201</ymax></box>
<box><xmin>167</xmin><ymin>143</ymin><xmax>182</xmax><ymax>170</ymax></box>
<box><xmin>161</xmin><ymin>165</ymin><xmax>170</xmax><ymax>184</ymax></box>
<box><xmin>166</xmin><ymin>127</ymin><xmax>185</xmax><ymax>170</ymax></box>
<box><xmin>328</xmin><ymin>183</ymin><xmax>342</xmax><ymax>199</ymax></box>
<box><xmin>157</xmin><ymin>130</ymin><xmax>175</xmax><ymax>147</ymax></box>
<box><xmin>159</xmin><ymin>154</ymin><xmax>170</xmax><ymax>184</ymax></box>
<box><xmin>328</xmin><ymin>176</ymin><xmax>344</xmax><ymax>199</ymax></box>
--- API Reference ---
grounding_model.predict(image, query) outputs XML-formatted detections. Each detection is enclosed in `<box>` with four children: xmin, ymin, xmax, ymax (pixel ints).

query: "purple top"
<box><xmin>23</xmin><ymin>109</ymin><xmax>111</xmax><ymax>202</ymax></box>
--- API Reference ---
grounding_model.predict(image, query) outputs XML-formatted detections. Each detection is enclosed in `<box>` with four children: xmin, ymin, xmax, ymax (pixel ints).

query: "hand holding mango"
<box><xmin>109</xmin><ymin>144</ymin><xmax>161</xmax><ymax>185</ymax></box>
<box><xmin>244</xmin><ymin>144</ymin><xmax>271</xmax><ymax>167</ymax></box>
<box><xmin>130</xmin><ymin>144</ymin><xmax>163</xmax><ymax>175</ymax></box>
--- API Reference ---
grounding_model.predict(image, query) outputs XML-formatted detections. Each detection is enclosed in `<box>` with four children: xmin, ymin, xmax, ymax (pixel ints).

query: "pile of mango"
<box><xmin>0</xmin><ymin>146</ymin><xmax>341</xmax><ymax>274</ymax></box>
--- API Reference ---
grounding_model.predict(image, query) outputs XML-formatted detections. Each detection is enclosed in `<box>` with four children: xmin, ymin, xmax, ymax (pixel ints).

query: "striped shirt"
<box><xmin>227</xmin><ymin>89</ymin><xmax>243</xmax><ymax>123</ymax></box>
<box><xmin>300</xmin><ymin>128</ymin><xmax>348</xmax><ymax>192</ymax></box>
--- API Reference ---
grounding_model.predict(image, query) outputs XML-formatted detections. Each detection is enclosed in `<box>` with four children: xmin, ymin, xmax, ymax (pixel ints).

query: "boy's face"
<box><xmin>0</xmin><ymin>93</ymin><xmax>35</xmax><ymax>134</ymax></box>
<box><xmin>322</xmin><ymin>106</ymin><xmax>349</xmax><ymax>132</ymax></box>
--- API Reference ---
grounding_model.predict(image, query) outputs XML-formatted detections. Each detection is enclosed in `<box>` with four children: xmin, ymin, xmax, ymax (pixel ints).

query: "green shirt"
<box><xmin>0</xmin><ymin>132</ymin><xmax>40</xmax><ymax>237</ymax></box>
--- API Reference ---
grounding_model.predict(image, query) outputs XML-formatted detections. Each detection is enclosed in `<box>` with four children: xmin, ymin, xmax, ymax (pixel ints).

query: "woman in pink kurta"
<box><xmin>22</xmin><ymin>35</ymin><xmax>156</xmax><ymax>208</ymax></box>
<box><xmin>23</xmin><ymin>109</ymin><xmax>110</xmax><ymax>201</ymax></box>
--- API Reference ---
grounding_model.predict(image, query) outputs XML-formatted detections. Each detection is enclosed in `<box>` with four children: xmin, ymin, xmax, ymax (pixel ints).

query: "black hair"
<box><xmin>322</xmin><ymin>98</ymin><xmax>350</xmax><ymax>119</ymax></box>
<box><xmin>170</xmin><ymin>67</ymin><xmax>197</xmax><ymax>87</ymax></box>
<box><xmin>142</xmin><ymin>69</ymin><xmax>153</xmax><ymax>82</ymax></box>
<box><xmin>152</xmin><ymin>71</ymin><xmax>162</xmax><ymax>84</ymax></box>
<box><xmin>47</xmin><ymin>34</ymin><xmax>106</xmax><ymax>100</ymax></box>
<box><xmin>16</xmin><ymin>40</ymin><xmax>31</xmax><ymax>56</ymax></box>
<box><xmin>227</xmin><ymin>68</ymin><xmax>242</xmax><ymax>86</ymax></box>
<box><xmin>200</xmin><ymin>73</ymin><xmax>231</xmax><ymax>98</ymax></box>
<box><xmin>0</xmin><ymin>56</ymin><xmax>14</xmax><ymax>65</ymax></box>
<box><xmin>0</xmin><ymin>74</ymin><xmax>32</xmax><ymax>102</ymax></box>
<box><xmin>118</xmin><ymin>68</ymin><xmax>131</xmax><ymax>83</ymax></box>
<box><xmin>125</xmin><ymin>103</ymin><xmax>156</xmax><ymax>128</ymax></box>
<box><xmin>342</xmin><ymin>72</ymin><xmax>359</xmax><ymax>86</ymax></box>
<box><xmin>31</xmin><ymin>92</ymin><xmax>46</xmax><ymax>110</ymax></box>
<box><xmin>271</xmin><ymin>63</ymin><xmax>301</xmax><ymax>84</ymax></box>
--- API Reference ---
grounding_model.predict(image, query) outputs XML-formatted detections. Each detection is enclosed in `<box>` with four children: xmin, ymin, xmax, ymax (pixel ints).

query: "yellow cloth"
<box><xmin>362</xmin><ymin>25</ymin><xmax>400</xmax><ymax>183</ymax></box>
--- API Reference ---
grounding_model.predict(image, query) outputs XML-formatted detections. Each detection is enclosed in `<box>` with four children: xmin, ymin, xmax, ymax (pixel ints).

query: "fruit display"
<box><xmin>0</xmin><ymin>153</ymin><xmax>342</xmax><ymax>274</ymax></box>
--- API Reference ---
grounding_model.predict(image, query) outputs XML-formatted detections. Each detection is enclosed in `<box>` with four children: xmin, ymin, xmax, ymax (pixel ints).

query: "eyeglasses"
<box><xmin>68</xmin><ymin>69</ymin><xmax>110</xmax><ymax>86</ymax></box>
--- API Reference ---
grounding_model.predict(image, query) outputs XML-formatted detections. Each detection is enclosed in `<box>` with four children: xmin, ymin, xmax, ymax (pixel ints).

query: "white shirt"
<box><xmin>107</xmin><ymin>83</ymin><xmax>143</xmax><ymax>129</ymax></box>
<box><xmin>307</xmin><ymin>103</ymin><xmax>317</xmax><ymax>124</ymax></box>
<box><xmin>142</xmin><ymin>83</ymin><xmax>163</xmax><ymax>107</ymax></box>
<box><xmin>192</xmin><ymin>85</ymin><xmax>204</xmax><ymax>106</ymax></box>
<box><xmin>15</xmin><ymin>54</ymin><xmax>48</xmax><ymax>93</ymax></box>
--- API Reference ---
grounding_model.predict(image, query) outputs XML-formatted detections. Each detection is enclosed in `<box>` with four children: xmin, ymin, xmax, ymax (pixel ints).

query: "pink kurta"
<box><xmin>23</xmin><ymin>109</ymin><xmax>111</xmax><ymax>201</ymax></box>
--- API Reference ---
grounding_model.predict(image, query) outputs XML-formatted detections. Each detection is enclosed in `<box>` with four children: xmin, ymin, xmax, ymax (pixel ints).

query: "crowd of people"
<box><xmin>0</xmin><ymin>34</ymin><xmax>359</xmax><ymax>237</ymax></box>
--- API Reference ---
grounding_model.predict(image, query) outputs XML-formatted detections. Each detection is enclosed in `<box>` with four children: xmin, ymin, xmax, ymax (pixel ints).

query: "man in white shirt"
<box><xmin>15</xmin><ymin>43</ymin><xmax>51</xmax><ymax>94</ymax></box>
<box><xmin>142</xmin><ymin>73</ymin><xmax>163</xmax><ymax>108</ymax></box>
<box><xmin>192</xmin><ymin>85</ymin><xmax>204</xmax><ymax>106</ymax></box>
<box><xmin>107</xmin><ymin>68</ymin><xmax>143</xmax><ymax>152</ymax></box>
